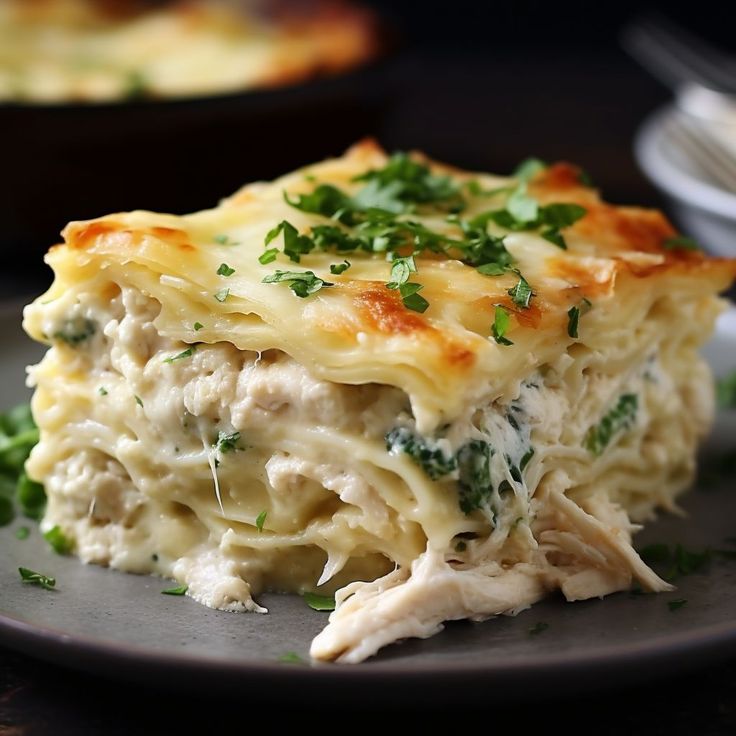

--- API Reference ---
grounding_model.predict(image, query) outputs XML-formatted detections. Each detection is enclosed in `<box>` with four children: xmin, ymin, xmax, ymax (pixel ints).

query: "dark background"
<box><xmin>2</xmin><ymin>1</ymin><xmax>736</xmax><ymax>733</ymax></box>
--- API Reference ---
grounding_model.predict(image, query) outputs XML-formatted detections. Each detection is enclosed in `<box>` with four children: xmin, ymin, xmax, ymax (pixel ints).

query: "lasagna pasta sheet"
<box><xmin>23</xmin><ymin>141</ymin><xmax>736</xmax><ymax>662</ymax></box>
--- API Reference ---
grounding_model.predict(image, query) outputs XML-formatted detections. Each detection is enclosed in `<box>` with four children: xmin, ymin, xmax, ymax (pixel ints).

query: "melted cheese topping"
<box><xmin>0</xmin><ymin>0</ymin><xmax>377</xmax><ymax>103</ymax></box>
<box><xmin>23</xmin><ymin>141</ymin><xmax>736</xmax><ymax>662</ymax></box>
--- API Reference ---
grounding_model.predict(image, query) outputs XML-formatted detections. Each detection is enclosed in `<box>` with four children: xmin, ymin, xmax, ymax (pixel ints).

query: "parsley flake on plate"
<box><xmin>303</xmin><ymin>592</ymin><xmax>336</xmax><ymax>611</ymax></box>
<box><xmin>161</xmin><ymin>585</ymin><xmax>188</xmax><ymax>596</ymax></box>
<box><xmin>19</xmin><ymin>566</ymin><xmax>55</xmax><ymax>590</ymax></box>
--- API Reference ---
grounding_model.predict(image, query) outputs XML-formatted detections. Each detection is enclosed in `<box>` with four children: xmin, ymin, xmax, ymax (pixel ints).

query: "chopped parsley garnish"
<box><xmin>193</xmin><ymin>322</ymin><xmax>204</xmax><ymax>331</ymax></box>
<box><xmin>16</xmin><ymin>473</ymin><xmax>45</xmax><ymax>521</ymax></box>
<box><xmin>98</xmin><ymin>386</ymin><xmax>108</xmax><ymax>396</ymax></box>
<box><xmin>213</xmin><ymin>234</ymin><xmax>239</xmax><ymax>246</ymax></box>
<box><xmin>43</xmin><ymin>525</ymin><xmax>72</xmax><ymax>555</ymax></box>
<box><xmin>259</xmin><ymin>248</ymin><xmax>278</xmax><ymax>265</ymax></box>
<box><xmin>567</xmin><ymin>299</ymin><xmax>591</xmax><ymax>339</ymax></box>
<box><xmin>520</xmin><ymin>447</ymin><xmax>535</xmax><ymax>471</ymax></box>
<box><xmin>529</xmin><ymin>621</ymin><xmax>549</xmax><ymax>635</ymax></box>
<box><xmin>539</xmin><ymin>203</ymin><xmax>588</xmax><ymax>229</ymax></box>
<box><xmin>0</xmin><ymin>404</ymin><xmax>44</xmax><ymax>527</ymax></box>
<box><xmin>578</xmin><ymin>169</ymin><xmax>595</xmax><ymax>187</ymax></box>
<box><xmin>214</xmin><ymin>288</ymin><xmax>230</xmax><ymax>303</ymax></box>
<box><xmin>303</xmin><ymin>592</ymin><xmax>336</xmax><ymax>612</ymax></box>
<box><xmin>668</xmin><ymin>598</ymin><xmax>687</xmax><ymax>611</ymax></box>
<box><xmin>662</xmin><ymin>235</ymin><xmax>700</xmax><ymax>251</ymax></box>
<box><xmin>124</xmin><ymin>70</ymin><xmax>148</xmax><ymax>99</ymax></box>
<box><xmin>161</xmin><ymin>585</ymin><xmax>188</xmax><ymax>596</ymax></box>
<box><xmin>541</xmin><ymin>228</ymin><xmax>567</xmax><ymax>249</ymax></box>
<box><xmin>354</xmin><ymin>152</ymin><xmax>463</xmax><ymax>210</ymax></box>
<box><xmin>15</xmin><ymin>526</ymin><xmax>29</xmax><ymax>540</ymax></box>
<box><xmin>477</xmin><ymin>159</ymin><xmax>586</xmax><ymax>248</ymax></box>
<box><xmin>513</xmin><ymin>158</ymin><xmax>547</xmax><ymax>182</ymax></box>
<box><xmin>163</xmin><ymin>346</ymin><xmax>196</xmax><ymax>364</ymax></box>
<box><xmin>385</xmin><ymin>427</ymin><xmax>457</xmax><ymax>480</ymax></box>
<box><xmin>717</xmin><ymin>371</ymin><xmax>736</xmax><ymax>409</ymax></box>
<box><xmin>19</xmin><ymin>567</ymin><xmax>55</xmax><ymax>590</ymax></box>
<box><xmin>492</xmin><ymin>305</ymin><xmax>513</xmax><ymax>346</ymax></box>
<box><xmin>567</xmin><ymin>306</ymin><xmax>581</xmax><ymax>338</ymax></box>
<box><xmin>279</xmin><ymin>652</ymin><xmax>305</xmax><ymax>665</ymax></box>
<box><xmin>395</xmin><ymin>282</ymin><xmax>429</xmax><ymax>313</ymax></box>
<box><xmin>329</xmin><ymin>260</ymin><xmax>351</xmax><ymax>275</ymax></box>
<box><xmin>506</xmin><ymin>185</ymin><xmax>539</xmax><ymax>225</ymax></box>
<box><xmin>386</xmin><ymin>255</ymin><xmax>416</xmax><ymax>288</ymax></box>
<box><xmin>476</xmin><ymin>262</ymin><xmax>507</xmax><ymax>276</ymax></box>
<box><xmin>507</xmin><ymin>274</ymin><xmax>533</xmax><ymax>309</ymax></box>
<box><xmin>134</xmin><ymin>395</ymin><xmax>144</xmax><ymax>408</ymax></box>
<box><xmin>52</xmin><ymin>317</ymin><xmax>96</xmax><ymax>346</ymax></box>
<box><xmin>259</xmin><ymin>153</ymin><xmax>587</xmax><ymax>314</ymax></box>
<box><xmin>584</xmin><ymin>394</ymin><xmax>638</xmax><ymax>456</ymax></box>
<box><xmin>214</xmin><ymin>431</ymin><xmax>241</xmax><ymax>455</ymax></box>
<box><xmin>265</xmin><ymin>220</ymin><xmax>318</xmax><ymax>263</ymax></box>
<box><xmin>262</xmin><ymin>270</ymin><xmax>333</xmax><ymax>298</ymax></box>
<box><xmin>217</xmin><ymin>263</ymin><xmax>235</xmax><ymax>277</ymax></box>
<box><xmin>538</xmin><ymin>204</ymin><xmax>588</xmax><ymax>249</ymax></box>
<box><xmin>567</xmin><ymin>298</ymin><xmax>593</xmax><ymax>339</ymax></box>
<box><xmin>0</xmin><ymin>496</ymin><xmax>12</xmax><ymax>526</ymax></box>
<box><xmin>255</xmin><ymin>510</ymin><xmax>267</xmax><ymax>533</ymax></box>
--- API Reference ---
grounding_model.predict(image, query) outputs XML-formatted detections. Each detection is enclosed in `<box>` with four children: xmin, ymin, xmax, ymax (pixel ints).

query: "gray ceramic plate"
<box><xmin>1</xmin><ymin>299</ymin><xmax>735</xmax><ymax>703</ymax></box>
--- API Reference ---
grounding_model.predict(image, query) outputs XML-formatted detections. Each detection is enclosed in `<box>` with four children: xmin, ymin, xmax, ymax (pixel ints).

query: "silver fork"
<box><xmin>665</xmin><ymin>113</ymin><xmax>736</xmax><ymax>193</ymax></box>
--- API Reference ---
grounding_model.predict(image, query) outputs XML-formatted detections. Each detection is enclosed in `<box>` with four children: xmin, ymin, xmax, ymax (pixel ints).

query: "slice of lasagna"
<box><xmin>23</xmin><ymin>141</ymin><xmax>736</xmax><ymax>662</ymax></box>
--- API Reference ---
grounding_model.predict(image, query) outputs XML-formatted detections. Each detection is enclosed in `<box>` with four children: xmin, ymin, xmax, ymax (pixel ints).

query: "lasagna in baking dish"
<box><xmin>23</xmin><ymin>141</ymin><xmax>736</xmax><ymax>662</ymax></box>
<box><xmin>0</xmin><ymin>0</ymin><xmax>378</xmax><ymax>103</ymax></box>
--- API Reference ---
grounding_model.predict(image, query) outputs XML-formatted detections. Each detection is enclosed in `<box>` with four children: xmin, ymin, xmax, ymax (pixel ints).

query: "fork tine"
<box><xmin>644</xmin><ymin>16</ymin><xmax>736</xmax><ymax>91</ymax></box>
<box><xmin>622</xmin><ymin>14</ymin><xmax>736</xmax><ymax>93</ymax></box>
<box><xmin>667</xmin><ymin>115</ymin><xmax>736</xmax><ymax>193</ymax></box>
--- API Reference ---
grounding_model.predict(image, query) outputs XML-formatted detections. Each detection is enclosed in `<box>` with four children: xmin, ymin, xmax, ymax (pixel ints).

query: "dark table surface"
<box><xmin>2</xmin><ymin>41</ymin><xmax>735</xmax><ymax>734</ymax></box>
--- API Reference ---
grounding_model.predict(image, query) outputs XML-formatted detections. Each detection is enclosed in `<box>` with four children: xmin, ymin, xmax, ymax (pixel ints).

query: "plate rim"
<box><xmin>1</xmin><ymin>601</ymin><xmax>736</xmax><ymax>702</ymax></box>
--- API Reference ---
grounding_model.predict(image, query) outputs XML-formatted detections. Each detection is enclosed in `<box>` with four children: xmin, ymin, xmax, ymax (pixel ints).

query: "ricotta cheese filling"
<box><xmin>25</xmin><ymin>281</ymin><xmax>712</xmax><ymax>661</ymax></box>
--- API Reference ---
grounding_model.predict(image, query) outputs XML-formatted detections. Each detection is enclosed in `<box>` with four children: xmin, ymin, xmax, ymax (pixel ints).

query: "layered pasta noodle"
<box><xmin>23</xmin><ymin>141</ymin><xmax>736</xmax><ymax>662</ymax></box>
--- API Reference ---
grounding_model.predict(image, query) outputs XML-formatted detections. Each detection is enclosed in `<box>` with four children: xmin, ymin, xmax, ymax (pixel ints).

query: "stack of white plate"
<box><xmin>636</xmin><ymin>102</ymin><xmax>736</xmax><ymax>258</ymax></box>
